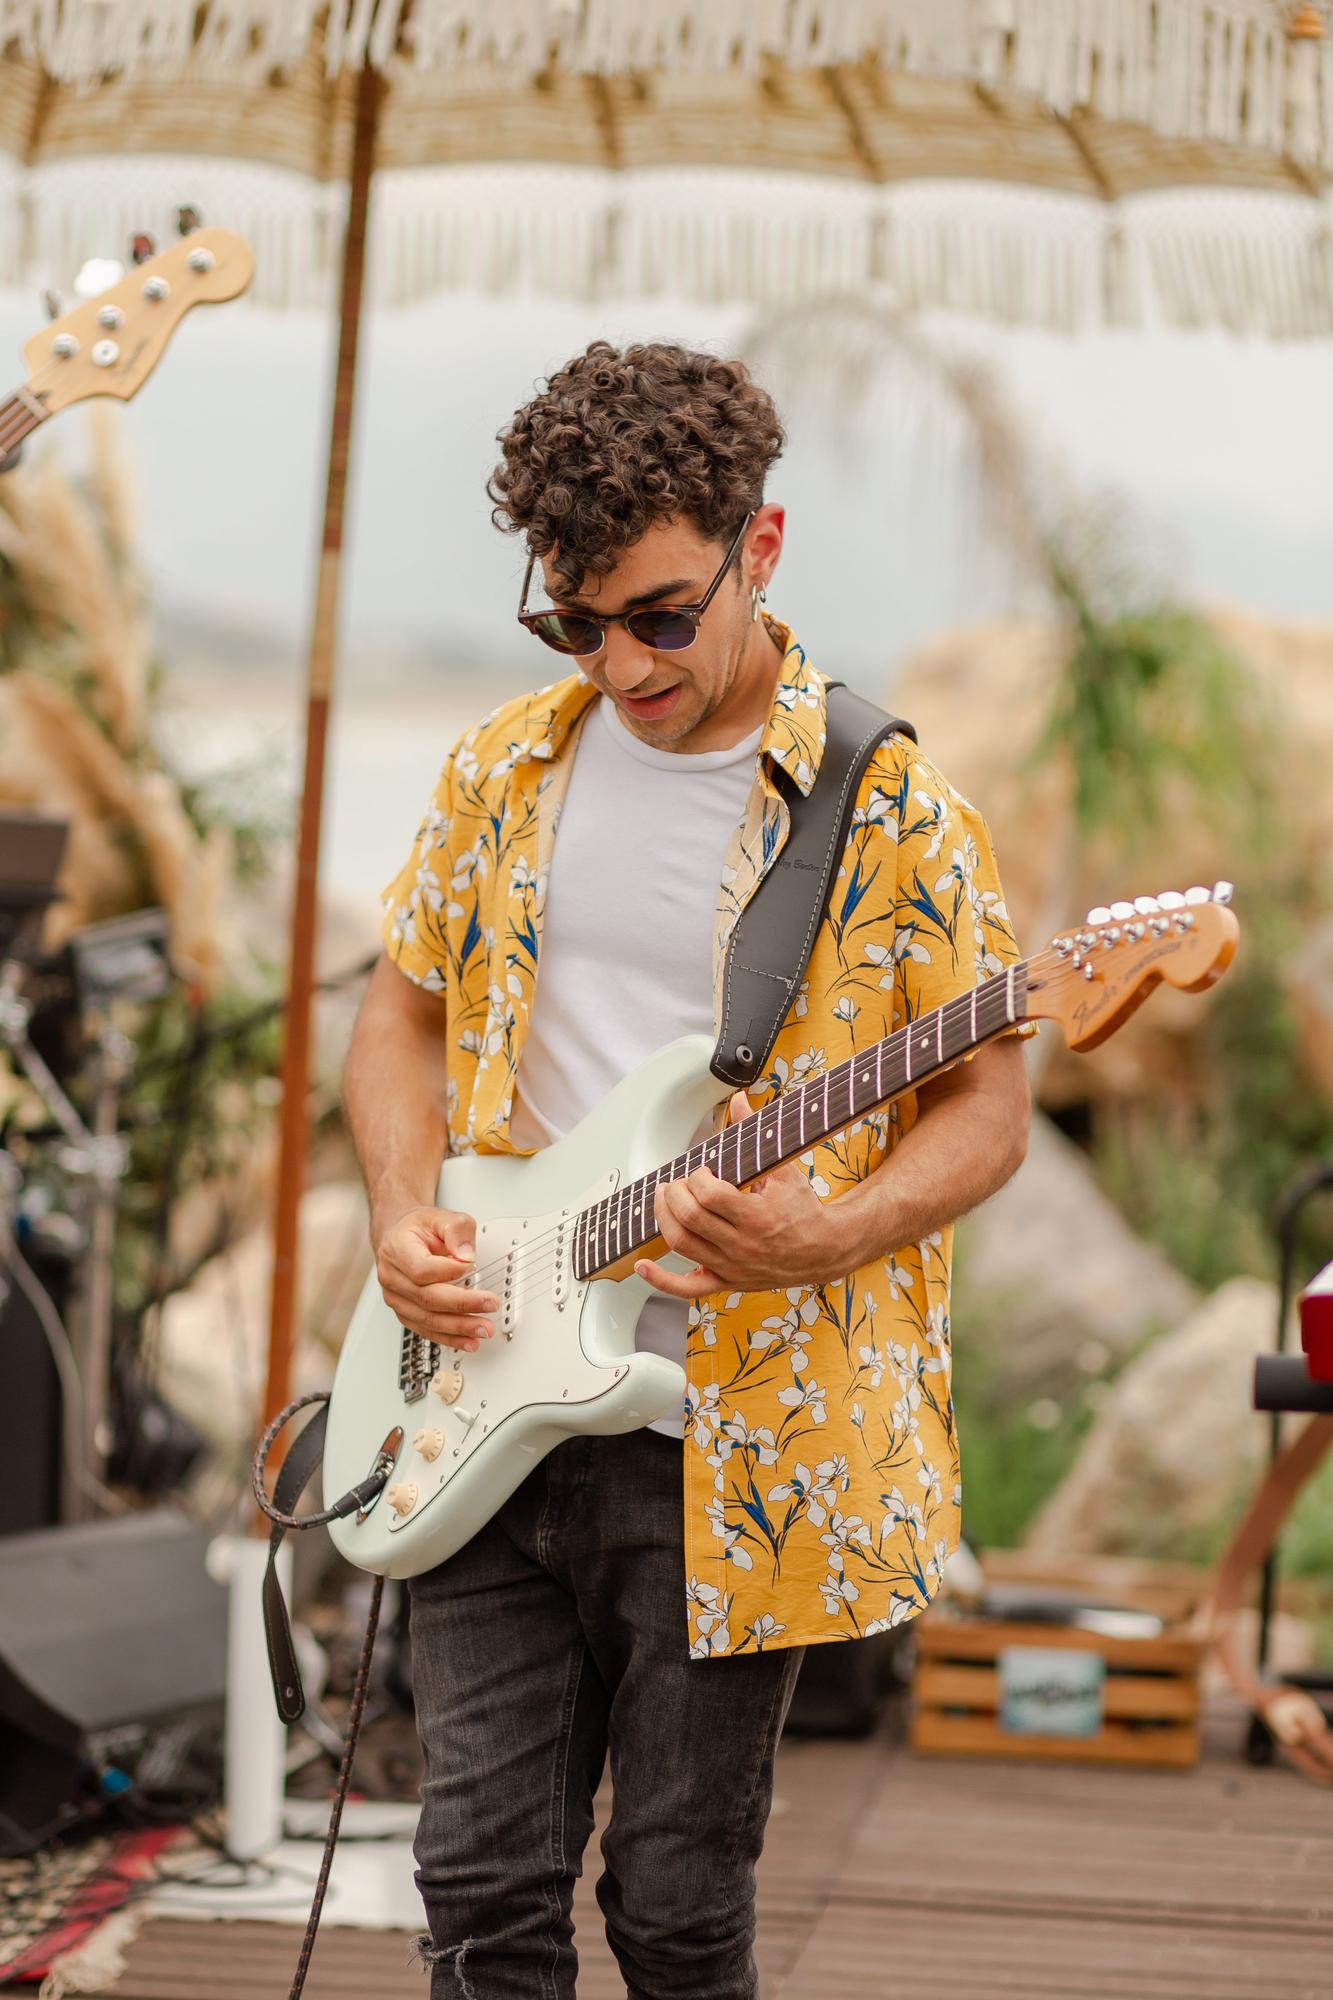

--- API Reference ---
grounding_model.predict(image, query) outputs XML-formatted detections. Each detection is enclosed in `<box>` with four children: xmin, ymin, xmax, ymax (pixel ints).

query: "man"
<box><xmin>345</xmin><ymin>339</ymin><xmax>1031</xmax><ymax>1998</ymax></box>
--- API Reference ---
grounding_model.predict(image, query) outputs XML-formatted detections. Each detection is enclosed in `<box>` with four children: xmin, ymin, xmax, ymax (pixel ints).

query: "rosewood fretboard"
<box><xmin>572</xmin><ymin>960</ymin><xmax>1028</xmax><ymax>1281</ymax></box>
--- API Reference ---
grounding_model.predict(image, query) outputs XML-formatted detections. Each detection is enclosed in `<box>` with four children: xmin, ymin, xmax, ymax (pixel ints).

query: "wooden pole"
<box><xmin>261</xmin><ymin>64</ymin><xmax>382</xmax><ymax>1445</ymax></box>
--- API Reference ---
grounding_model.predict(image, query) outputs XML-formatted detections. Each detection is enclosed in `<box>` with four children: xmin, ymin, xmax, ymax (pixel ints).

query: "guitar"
<box><xmin>0</xmin><ymin>228</ymin><xmax>254</xmax><ymax>462</ymax></box>
<box><xmin>323</xmin><ymin>884</ymin><xmax>1239</xmax><ymax>1580</ymax></box>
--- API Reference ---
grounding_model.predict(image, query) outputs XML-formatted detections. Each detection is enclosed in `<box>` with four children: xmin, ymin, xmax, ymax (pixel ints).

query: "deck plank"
<box><xmin>39</xmin><ymin>1697</ymin><xmax>1333</xmax><ymax>2000</ymax></box>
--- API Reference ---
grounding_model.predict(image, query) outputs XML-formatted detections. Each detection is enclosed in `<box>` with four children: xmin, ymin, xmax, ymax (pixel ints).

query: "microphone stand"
<box><xmin>0</xmin><ymin>956</ymin><xmax>130</xmax><ymax>1519</ymax></box>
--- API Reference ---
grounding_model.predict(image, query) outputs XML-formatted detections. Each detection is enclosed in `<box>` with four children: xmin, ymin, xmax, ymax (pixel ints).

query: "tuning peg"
<box><xmin>1157</xmin><ymin>890</ymin><xmax>1185</xmax><ymax>911</ymax></box>
<box><xmin>177</xmin><ymin>205</ymin><xmax>203</xmax><ymax>237</ymax></box>
<box><xmin>1085</xmin><ymin>906</ymin><xmax>1112</xmax><ymax>925</ymax></box>
<box><xmin>0</xmin><ymin>444</ymin><xmax>24</xmax><ymax>475</ymax></box>
<box><xmin>42</xmin><ymin>288</ymin><xmax>64</xmax><ymax>321</ymax></box>
<box><xmin>1133</xmin><ymin>895</ymin><xmax>1161</xmax><ymax>916</ymax></box>
<box><xmin>130</xmin><ymin>232</ymin><xmax>156</xmax><ymax>266</ymax></box>
<box><xmin>1212</xmin><ymin>880</ymin><xmax>1234</xmax><ymax>906</ymax></box>
<box><xmin>1109</xmin><ymin>901</ymin><xmax>1136</xmax><ymax>922</ymax></box>
<box><xmin>1184</xmin><ymin>886</ymin><xmax>1211</xmax><ymax>905</ymax></box>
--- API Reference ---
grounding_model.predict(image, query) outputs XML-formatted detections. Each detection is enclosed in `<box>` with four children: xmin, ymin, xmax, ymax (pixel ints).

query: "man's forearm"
<box><xmin>344</xmin><ymin>965</ymin><xmax>450</xmax><ymax>1246</ymax></box>
<box><xmin>826</xmin><ymin>1042</ymin><xmax>1029</xmax><ymax>1273</ymax></box>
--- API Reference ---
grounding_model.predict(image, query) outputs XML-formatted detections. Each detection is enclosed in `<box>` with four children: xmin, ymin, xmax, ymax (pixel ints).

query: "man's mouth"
<box><xmin>619</xmin><ymin>684</ymin><xmax>683</xmax><ymax>722</ymax></box>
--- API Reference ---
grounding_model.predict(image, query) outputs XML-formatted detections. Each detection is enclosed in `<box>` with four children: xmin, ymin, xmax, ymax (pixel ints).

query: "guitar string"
<box><xmin>422</xmin><ymin>938</ymin><xmax>1114</xmax><ymax>1330</ymax></box>
<box><xmin>422</xmin><ymin>983</ymin><xmax>1027</xmax><ymax>1316</ymax></box>
<box><xmin>450</xmin><ymin>902</ymin><xmax>1199</xmax><ymax>1333</ymax></box>
<box><xmin>396</xmin><ymin>919</ymin><xmax>1207</xmax><ymax>1375</ymax></box>
<box><xmin>0</xmin><ymin>320</ymin><xmax>178</xmax><ymax>443</ymax></box>
<box><xmin>0</xmin><ymin>359</ymin><xmax>82</xmax><ymax>449</ymax></box>
<box><xmin>403</xmin><ymin>944</ymin><xmax>1083</xmax><ymax>1344</ymax></box>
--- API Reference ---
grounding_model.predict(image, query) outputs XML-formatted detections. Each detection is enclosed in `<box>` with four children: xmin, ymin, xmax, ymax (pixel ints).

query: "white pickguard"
<box><xmin>323</xmin><ymin>1033</ymin><xmax>722</xmax><ymax>1579</ymax></box>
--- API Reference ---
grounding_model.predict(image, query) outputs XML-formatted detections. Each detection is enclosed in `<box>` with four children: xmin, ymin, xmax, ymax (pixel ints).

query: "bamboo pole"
<box><xmin>261</xmin><ymin>64</ymin><xmax>382</xmax><ymax>1447</ymax></box>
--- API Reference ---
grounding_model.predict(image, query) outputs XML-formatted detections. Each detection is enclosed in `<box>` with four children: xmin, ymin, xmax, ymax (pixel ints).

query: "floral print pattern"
<box><xmin>381</xmin><ymin>620</ymin><xmax>1025</xmax><ymax>1655</ymax></box>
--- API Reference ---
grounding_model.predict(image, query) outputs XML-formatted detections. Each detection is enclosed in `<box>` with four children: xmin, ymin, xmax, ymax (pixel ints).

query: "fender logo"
<box><xmin>1068</xmin><ymin>934</ymin><xmax>1178</xmax><ymax>1032</ymax></box>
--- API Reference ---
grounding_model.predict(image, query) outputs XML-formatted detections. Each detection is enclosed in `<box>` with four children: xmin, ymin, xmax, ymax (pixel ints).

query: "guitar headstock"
<box><xmin>20</xmin><ymin>228</ymin><xmax>254</xmax><ymax>415</ymax></box>
<box><xmin>1024</xmin><ymin>884</ymin><xmax>1239</xmax><ymax>1051</ymax></box>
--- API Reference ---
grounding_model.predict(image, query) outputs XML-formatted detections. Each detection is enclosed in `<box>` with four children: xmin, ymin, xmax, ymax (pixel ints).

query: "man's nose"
<box><xmin>598</xmin><ymin>626</ymin><xmax>660</xmax><ymax>690</ymax></box>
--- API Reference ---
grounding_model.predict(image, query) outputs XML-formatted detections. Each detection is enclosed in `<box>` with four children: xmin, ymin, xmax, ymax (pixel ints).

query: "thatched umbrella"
<box><xmin>2</xmin><ymin>0</ymin><xmax>1329</xmax><ymax>1438</ymax></box>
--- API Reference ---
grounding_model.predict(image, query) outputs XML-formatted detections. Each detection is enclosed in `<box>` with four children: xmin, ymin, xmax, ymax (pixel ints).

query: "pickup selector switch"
<box><xmin>413</xmin><ymin>1427</ymin><xmax>444</xmax><ymax>1462</ymax></box>
<box><xmin>385</xmin><ymin>1482</ymin><xmax>418</xmax><ymax>1517</ymax></box>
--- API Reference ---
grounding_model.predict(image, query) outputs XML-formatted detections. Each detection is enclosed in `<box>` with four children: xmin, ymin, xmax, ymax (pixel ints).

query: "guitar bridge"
<box><xmin>398</xmin><ymin>1325</ymin><xmax>434</xmax><ymax>1403</ymax></box>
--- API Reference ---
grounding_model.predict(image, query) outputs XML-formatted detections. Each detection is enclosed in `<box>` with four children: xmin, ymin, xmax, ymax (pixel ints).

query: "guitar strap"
<box><xmin>711</xmin><ymin>681</ymin><xmax>915</xmax><ymax>1091</ymax></box>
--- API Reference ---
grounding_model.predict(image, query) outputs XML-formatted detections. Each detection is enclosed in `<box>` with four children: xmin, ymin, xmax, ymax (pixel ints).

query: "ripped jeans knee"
<box><xmin>411</xmin><ymin>1931</ymin><xmax>479</xmax><ymax>1998</ymax></box>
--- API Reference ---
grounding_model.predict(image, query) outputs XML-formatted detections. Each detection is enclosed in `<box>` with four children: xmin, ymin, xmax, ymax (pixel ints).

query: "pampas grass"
<box><xmin>0</xmin><ymin>409</ymin><xmax>232</xmax><ymax>987</ymax></box>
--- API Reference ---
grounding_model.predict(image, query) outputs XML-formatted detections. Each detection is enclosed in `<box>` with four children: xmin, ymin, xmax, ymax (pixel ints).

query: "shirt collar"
<box><xmin>755</xmin><ymin>619</ymin><xmax>828</xmax><ymax>799</ymax></box>
<box><xmin>522</xmin><ymin>618</ymin><xmax>828</xmax><ymax>797</ymax></box>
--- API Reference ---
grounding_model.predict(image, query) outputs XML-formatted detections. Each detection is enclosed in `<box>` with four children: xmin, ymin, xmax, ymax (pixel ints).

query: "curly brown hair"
<box><xmin>488</xmin><ymin>340</ymin><xmax>785</xmax><ymax>597</ymax></box>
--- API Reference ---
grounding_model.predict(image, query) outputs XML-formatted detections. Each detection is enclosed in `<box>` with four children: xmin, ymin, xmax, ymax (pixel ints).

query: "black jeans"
<box><xmin>407</xmin><ymin>1428</ymin><xmax>804</xmax><ymax>1999</ymax></box>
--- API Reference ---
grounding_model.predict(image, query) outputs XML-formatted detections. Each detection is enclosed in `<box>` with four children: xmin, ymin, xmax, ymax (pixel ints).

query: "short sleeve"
<box><xmin>890</xmin><ymin>743</ymin><xmax>1036</xmax><ymax>1042</ymax></box>
<box><xmin>378</xmin><ymin>744</ymin><xmax>458</xmax><ymax>994</ymax></box>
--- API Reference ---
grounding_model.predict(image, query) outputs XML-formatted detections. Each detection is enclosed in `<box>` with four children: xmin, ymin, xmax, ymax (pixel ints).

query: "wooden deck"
<box><xmin>46</xmin><ymin>1700</ymin><xmax>1333</xmax><ymax>1999</ymax></box>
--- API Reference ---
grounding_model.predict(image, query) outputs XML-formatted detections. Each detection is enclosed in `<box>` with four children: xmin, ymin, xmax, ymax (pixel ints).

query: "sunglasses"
<box><xmin>517</xmin><ymin>512</ymin><xmax>754</xmax><ymax>658</ymax></box>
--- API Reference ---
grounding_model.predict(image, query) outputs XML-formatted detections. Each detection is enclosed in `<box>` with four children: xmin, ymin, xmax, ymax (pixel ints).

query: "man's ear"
<box><xmin>747</xmin><ymin>502</ymin><xmax>785</xmax><ymax>593</ymax></box>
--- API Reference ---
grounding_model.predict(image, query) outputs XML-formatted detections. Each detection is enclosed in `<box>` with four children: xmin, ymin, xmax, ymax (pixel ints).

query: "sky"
<box><xmin>4</xmin><ymin>278</ymin><xmax>1330</xmax><ymax>697</ymax></box>
<box><xmin>3</xmin><ymin>274</ymin><xmax>1330</xmax><ymax>908</ymax></box>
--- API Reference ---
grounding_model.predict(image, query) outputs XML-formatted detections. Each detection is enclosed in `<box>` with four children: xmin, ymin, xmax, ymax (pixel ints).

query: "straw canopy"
<box><xmin>2</xmin><ymin>1</ymin><xmax>1332</xmax><ymax>333</ymax></box>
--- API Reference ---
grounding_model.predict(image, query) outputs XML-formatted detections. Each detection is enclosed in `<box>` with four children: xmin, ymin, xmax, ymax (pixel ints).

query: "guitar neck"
<box><xmin>0</xmin><ymin>389</ymin><xmax>48</xmax><ymax>460</ymax></box>
<box><xmin>572</xmin><ymin>960</ymin><xmax>1030</xmax><ymax>1282</ymax></box>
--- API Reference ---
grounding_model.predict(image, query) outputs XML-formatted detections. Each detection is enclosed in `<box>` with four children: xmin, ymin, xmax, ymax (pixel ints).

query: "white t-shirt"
<box><xmin>507</xmin><ymin>693</ymin><xmax>762</xmax><ymax>1437</ymax></box>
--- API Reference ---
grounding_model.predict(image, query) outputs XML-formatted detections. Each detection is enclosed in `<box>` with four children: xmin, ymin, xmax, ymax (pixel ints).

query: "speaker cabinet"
<box><xmin>0</xmin><ymin>1510</ymin><xmax>226</xmax><ymax>1854</ymax></box>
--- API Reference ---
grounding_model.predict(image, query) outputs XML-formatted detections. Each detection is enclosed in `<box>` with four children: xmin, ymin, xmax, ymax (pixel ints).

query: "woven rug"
<box><xmin>0</xmin><ymin>1827</ymin><xmax>177</xmax><ymax>1994</ymax></box>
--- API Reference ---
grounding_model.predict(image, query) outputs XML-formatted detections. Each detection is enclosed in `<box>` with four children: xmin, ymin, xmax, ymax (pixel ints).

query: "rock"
<box><xmin>954</xmin><ymin>1111</ymin><xmax>1199</xmax><ymax>1395</ymax></box>
<box><xmin>157</xmin><ymin>1179</ymin><xmax>372</xmax><ymax>1480</ymax></box>
<box><xmin>1022</xmin><ymin>1276</ymin><xmax>1279</xmax><ymax>1559</ymax></box>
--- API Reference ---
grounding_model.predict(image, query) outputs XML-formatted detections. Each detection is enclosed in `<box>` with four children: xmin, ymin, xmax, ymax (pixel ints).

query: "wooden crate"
<box><xmin>910</xmin><ymin>1554</ymin><xmax>1208</xmax><ymax>1769</ymax></box>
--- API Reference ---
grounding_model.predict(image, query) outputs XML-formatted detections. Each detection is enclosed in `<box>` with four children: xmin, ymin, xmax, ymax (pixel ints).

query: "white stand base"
<box><xmin>207</xmin><ymin>1533</ymin><xmax>290</xmax><ymax>1861</ymax></box>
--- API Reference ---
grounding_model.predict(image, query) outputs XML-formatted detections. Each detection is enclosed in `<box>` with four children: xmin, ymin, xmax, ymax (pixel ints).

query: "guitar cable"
<box><xmin>252</xmin><ymin>1393</ymin><xmax>390</xmax><ymax>2000</ymax></box>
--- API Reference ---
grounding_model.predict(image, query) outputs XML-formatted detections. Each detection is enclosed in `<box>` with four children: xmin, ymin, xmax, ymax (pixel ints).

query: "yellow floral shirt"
<box><xmin>381</xmin><ymin>620</ymin><xmax>1025</xmax><ymax>1657</ymax></box>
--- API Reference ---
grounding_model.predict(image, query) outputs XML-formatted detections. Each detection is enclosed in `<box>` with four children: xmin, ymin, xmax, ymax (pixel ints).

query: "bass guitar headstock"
<box><xmin>1024</xmin><ymin>884</ymin><xmax>1239</xmax><ymax>1051</ymax></box>
<box><xmin>20</xmin><ymin>228</ymin><xmax>254</xmax><ymax>416</ymax></box>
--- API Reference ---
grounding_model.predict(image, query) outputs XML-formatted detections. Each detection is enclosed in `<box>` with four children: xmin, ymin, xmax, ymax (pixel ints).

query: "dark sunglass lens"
<box><xmin>531</xmin><ymin>612</ymin><xmax>603</xmax><ymax>656</ymax></box>
<box><xmin>627</xmin><ymin>609</ymin><xmax>697</xmax><ymax>651</ymax></box>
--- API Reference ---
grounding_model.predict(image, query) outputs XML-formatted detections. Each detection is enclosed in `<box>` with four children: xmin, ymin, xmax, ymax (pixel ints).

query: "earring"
<box><xmin>750</xmin><ymin>582</ymin><xmax>767</xmax><ymax>621</ymax></box>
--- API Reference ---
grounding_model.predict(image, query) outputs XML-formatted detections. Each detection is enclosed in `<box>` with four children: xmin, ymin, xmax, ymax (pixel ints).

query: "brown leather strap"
<box><xmin>1202</xmin><ymin>1413</ymin><xmax>1333</xmax><ymax>1782</ymax></box>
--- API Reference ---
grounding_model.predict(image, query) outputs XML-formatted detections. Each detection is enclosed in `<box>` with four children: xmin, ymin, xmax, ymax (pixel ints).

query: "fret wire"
<box><xmin>576</xmin><ymin>961</ymin><xmax>1028</xmax><ymax>1272</ymax></box>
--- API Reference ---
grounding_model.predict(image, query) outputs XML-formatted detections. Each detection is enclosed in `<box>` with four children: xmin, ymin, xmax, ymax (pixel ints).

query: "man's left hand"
<box><xmin>635</xmin><ymin>1090</ymin><xmax>847</xmax><ymax>1300</ymax></box>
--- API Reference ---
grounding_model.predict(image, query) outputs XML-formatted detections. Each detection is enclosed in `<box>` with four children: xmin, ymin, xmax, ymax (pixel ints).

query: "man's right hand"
<box><xmin>374</xmin><ymin>1206</ymin><xmax>498</xmax><ymax>1351</ymax></box>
